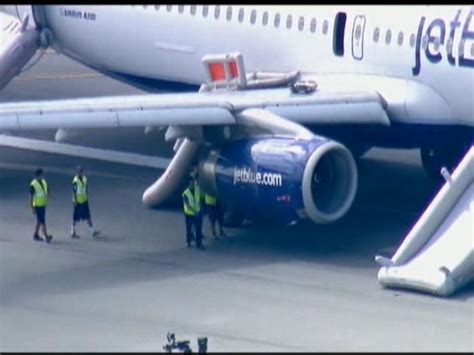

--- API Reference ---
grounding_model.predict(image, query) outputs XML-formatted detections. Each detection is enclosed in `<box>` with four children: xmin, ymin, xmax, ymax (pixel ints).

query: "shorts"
<box><xmin>34</xmin><ymin>206</ymin><xmax>46</xmax><ymax>224</ymax></box>
<box><xmin>73</xmin><ymin>202</ymin><xmax>91</xmax><ymax>221</ymax></box>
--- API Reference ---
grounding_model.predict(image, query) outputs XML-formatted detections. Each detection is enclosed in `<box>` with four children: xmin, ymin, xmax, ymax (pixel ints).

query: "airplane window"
<box><xmin>190</xmin><ymin>5</ymin><xmax>196</xmax><ymax>15</ymax></box>
<box><xmin>421</xmin><ymin>34</ymin><xmax>428</xmax><ymax>50</ymax></box>
<box><xmin>310</xmin><ymin>18</ymin><xmax>316</xmax><ymax>33</ymax></box>
<box><xmin>274</xmin><ymin>13</ymin><xmax>280</xmax><ymax>28</ymax></box>
<box><xmin>355</xmin><ymin>25</ymin><xmax>361</xmax><ymax>40</ymax></box>
<box><xmin>471</xmin><ymin>43</ymin><xmax>474</xmax><ymax>57</ymax></box>
<box><xmin>298</xmin><ymin>16</ymin><xmax>304</xmax><ymax>31</ymax></box>
<box><xmin>203</xmin><ymin>6</ymin><xmax>209</xmax><ymax>17</ymax></box>
<box><xmin>178</xmin><ymin>5</ymin><xmax>184</xmax><ymax>14</ymax></box>
<box><xmin>226</xmin><ymin>6</ymin><xmax>232</xmax><ymax>21</ymax></box>
<box><xmin>238</xmin><ymin>8</ymin><xmax>245</xmax><ymax>22</ymax></box>
<box><xmin>166</xmin><ymin>5</ymin><xmax>172</xmax><ymax>12</ymax></box>
<box><xmin>322</xmin><ymin>20</ymin><xmax>328</xmax><ymax>34</ymax></box>
<box><xmin>250</xmin><ymin>9</ymin><xmax>257</xmax><ymax>24</ymax></box>
<box><xmin>154</xmin><ymin>5</ymin><xmax>160</xmax><ymax>11</ymax></box>
<box><xmin>373</xmin><ymin>27</ymin><xmax>380</xmax><ymax>42</ymax></box>
<box><xmin>397</xmin><ymin>31</ymin><xmax>403</xmax><ymax>46</ymax></box>
<box><xmin>385</xmin><ymin>29</ymin><xmax>392</xmax><ymax>44</ymax></box>
<box><xmin>286</xmin><ymin>15</ymin><xmax>292</xmax><ymax>29</ymax></box>
<box><xmin>214</xmin><ymin>5</ymin><xmax>220</xmax><ymax>19</ymax></box>
<box><xmin>262</xmin><ymin>11</ymin><xmax>269</xmax><ymax>26</ymax></box>
<box><xmin>409</xmin><ymin>33</ymin><xmax>415</xmax><ymax>47</ymax></box>
<box><xmin>142</xmin><ymin>5</ymin><xmax>148</xmax><ymax>8</ymax></box>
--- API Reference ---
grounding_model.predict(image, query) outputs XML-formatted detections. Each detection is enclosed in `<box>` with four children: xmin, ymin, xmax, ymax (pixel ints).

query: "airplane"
<box><xmin>0</xmin><ymin>5</ymin><xmax>473</xmax><ymax>228</ymax></box>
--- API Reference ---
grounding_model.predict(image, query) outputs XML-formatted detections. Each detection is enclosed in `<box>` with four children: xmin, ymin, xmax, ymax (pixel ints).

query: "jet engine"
<box><xmin>198</xmin><ymin>136</ymin><xmax>358</xmax><ymax>225</ymax></box>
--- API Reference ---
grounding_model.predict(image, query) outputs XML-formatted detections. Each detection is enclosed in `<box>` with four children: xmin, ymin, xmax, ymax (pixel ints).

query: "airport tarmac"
<box><xmin>0</xmin><ymin>51</ymin><xmax>473</xmax><ymax>352</ymax></box>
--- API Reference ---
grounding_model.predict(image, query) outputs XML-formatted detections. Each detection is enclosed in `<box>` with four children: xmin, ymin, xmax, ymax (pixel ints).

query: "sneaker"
<box><xmin>71</xmin><ymin>233</ymin><xmax>80</xmax><ymax>239</ymax></box>
<box><xmin>45</xmin><ymin>235</ymin><xmax>53</xmax><ymax>244</ymax></box>
<box><xmin>33</xmin><ymin>234</ymin><xmax>44</xmax><ymax>242</ymax></box>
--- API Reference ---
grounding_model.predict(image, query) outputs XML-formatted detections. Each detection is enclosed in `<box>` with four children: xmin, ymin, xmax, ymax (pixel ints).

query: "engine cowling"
<box><xmin>198</xmin><ymin>136</ymin><xmax>358</xmax><ymax>225</ymax></box>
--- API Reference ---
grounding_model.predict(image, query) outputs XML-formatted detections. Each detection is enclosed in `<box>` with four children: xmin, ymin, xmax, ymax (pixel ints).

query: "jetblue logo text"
<box><xmin>412</xmin><ymin>8</ymin><xmax>474</xmax><ymax>75</ymax></box>
<box><xmin>233</xmin><ymin>167</ymin><xmax>283</xmax><ymax>187</ymax></box>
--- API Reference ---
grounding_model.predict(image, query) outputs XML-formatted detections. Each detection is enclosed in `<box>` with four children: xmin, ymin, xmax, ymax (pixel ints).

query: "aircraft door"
<box><xmin>351</xmin><ymin>15</ymin><xmax>366</xmax><ymax>60</ymax></box>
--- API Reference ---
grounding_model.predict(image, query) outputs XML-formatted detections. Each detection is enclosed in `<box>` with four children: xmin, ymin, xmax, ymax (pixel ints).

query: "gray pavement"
<box><xmin>0</xmin><ymin>51</ymin><xmax>473</xmax><ymax>352</ymax></box>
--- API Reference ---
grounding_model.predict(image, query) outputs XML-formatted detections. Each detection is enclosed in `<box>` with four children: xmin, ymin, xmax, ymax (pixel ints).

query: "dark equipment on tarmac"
<box><xmin>163</xmin><ymin>332</ymin><xmax>207</xmax><ymax>353</ymax></box>
<box><xmin>163</xmin><ymin>332</ymin><xmax>191</xmax><ymax>353</ymax></box>
<box><xmin>197</xmin><ymin>337</ymin><xmax>208</xmax><ymax>353</ymax></box>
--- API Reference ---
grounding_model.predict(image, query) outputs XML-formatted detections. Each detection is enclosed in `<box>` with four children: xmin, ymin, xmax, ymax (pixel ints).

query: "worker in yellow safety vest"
<box><xmin>204</xmin><ymin>192</ymin><xmax>227</xmax><ymax>239</ymax></box>
<box><xmin>193</xmin><ymin>171</ymin><xmax>206</xmax><ymax>245</ymax></box>
<box><xmin>71</xmin><ymin>165</ymin><xmax>100</xmax><ymax>239</ymax></box>
<box><xmin>29</xmin><ymin>168</ymin><xmax>53</xmax><ymax>243</ymax></box>
<box><xmin>183</xmin><ymin>176</ymin><xmax>204</xmax><ymax>249</ymax></box>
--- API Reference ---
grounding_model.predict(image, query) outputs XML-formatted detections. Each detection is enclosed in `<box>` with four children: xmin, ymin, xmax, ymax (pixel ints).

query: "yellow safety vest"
<box><xmin>194</xmin><ymin>182</ymin><xmax>202</xmax><ymax>213</ymax></box>
<box><xmin>73</xmin><ymin>176</ymin><xmax>88</xmax><ymax>204</ymax></box>
<box><xmin>204</xmin><ymin>193</ymin><xmax>217</xmax><ymax>206</ymax></box>
<box><xmin>182</xmin><ymin>188</ymin><xmax>196</xmax><ymax>216</ymax></box>
<box><xmin>30</xmin><ymin>179</ymin><xmax>48</xmax><ymax>207</ymax></box>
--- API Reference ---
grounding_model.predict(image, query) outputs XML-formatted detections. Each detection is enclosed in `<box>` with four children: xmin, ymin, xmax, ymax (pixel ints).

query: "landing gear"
<box><xmin>420</xmin><ymin>142</ymin><xmax>471</xmax><ymax>179</ymax></box>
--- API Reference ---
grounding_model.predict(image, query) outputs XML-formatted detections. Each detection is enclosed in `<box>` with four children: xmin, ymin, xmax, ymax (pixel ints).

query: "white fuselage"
<box><xmin>4</xmin><ymin>5</ymin><xmax>474</xmax><ymax>127</ymax></box>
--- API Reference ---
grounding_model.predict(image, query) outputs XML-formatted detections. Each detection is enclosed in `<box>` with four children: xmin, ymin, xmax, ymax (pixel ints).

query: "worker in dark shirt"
<box><xmin>182</xmin><ymin>176</ymin><xmax>204</xmax><ymax>250</ymax></box>
<box><xmin>204</xmin><ymin>192</ymin><xmax>226</xmax><ymax>239</ymax></box>
<box><xmin>29</xmin><ymin>168</ymin><xmax>52</xmax><ymax>243</ymax></box>
<box><xmin>70</xmin><ymin>165</ymin><xmax>100</xmax><ymax>239</ymax></box>
<box><xmin>183</xmin><ymin>177</ymin><xmax>197</xmax><ymax>248</ymax></box>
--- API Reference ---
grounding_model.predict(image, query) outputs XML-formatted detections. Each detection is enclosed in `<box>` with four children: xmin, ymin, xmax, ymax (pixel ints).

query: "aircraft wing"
<box><xmin>0</xmin><ymin>134</ymin><xmax>170</xmax><ymax>169</ymax></box>
<box><xmin>0</xmin><ymin>87</ymin><xmax>390</xmax><ymax>131</ymax></box>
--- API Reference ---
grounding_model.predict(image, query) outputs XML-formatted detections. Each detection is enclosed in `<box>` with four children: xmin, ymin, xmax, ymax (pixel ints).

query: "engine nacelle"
<box><xmin>199</xmin><ymin>136</ymin><xmax>358</xmax><ymax>225</ymax></box>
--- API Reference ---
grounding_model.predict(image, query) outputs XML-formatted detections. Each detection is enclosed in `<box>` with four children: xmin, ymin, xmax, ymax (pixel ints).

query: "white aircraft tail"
<box><xmin>376</xmin><ymin>146</ymin><xmax>474</xmax><ymax>297</ymax></box>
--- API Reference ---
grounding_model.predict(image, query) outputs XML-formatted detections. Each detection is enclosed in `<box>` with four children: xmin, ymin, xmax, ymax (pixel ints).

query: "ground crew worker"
<box><xmin>204</xmin><ymin>192</ymin><xmax>226</xmax><ymax>239</ymax></box>
<box><xmin>70</xmin><ymin>165</ymin><xmax>100</xmax><ymax>239</ymax></box>
<box><xmin>182</xmin><ymin>177</ymin><xmax>204</xmax><ymax>249</ymax></box>
<box><xmin>29</xmin><ymin>168</ymin><xmax>52</xmax><ymax>243</ymax></box>
<box><xmin>192</xmin><ymin>170</ymin><xmax>206</xmax><ymax>246</ymax></box>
